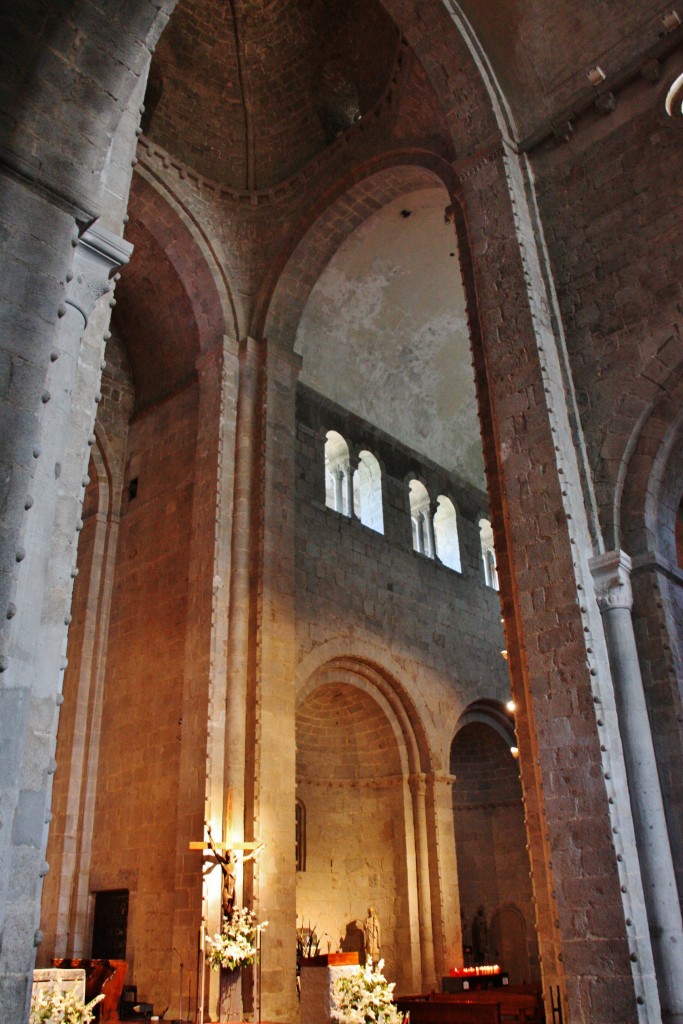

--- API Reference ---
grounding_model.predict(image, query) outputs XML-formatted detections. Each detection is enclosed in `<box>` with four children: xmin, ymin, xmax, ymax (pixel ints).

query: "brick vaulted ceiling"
<box><xmin>144</xmin><ymin>0</ymin><xmax>675</xmax><ymax>185</ymax></box>
<box><xmin>144</xmin><ymin>0</ymin><xmax>399</xmax><ymax>190</ymax></box>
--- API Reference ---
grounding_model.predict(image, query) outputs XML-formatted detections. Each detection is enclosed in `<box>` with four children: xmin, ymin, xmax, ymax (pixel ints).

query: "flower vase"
<box><xmin>219</xmin><ymin>966</ymin><xmax>242</xmax><ymax>1023</ymax></box>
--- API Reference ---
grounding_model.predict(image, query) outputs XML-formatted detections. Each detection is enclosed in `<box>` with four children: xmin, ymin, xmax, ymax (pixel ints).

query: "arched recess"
<box><xmin>354</xmin><ymin>451</ymin><xmax>385</xmax><ymax>535</ymax></box>
<box><xmin>132</xmin><ymin>165</ymin><xmax>242</xmax><ymax>340</ymax></box>
<box><xmin>615</xmin><ymin>367</ymin><xmax>683</xmax><ymax>906</ymax></box>
<box><xmin>434</xmin><ymin>496</ymin><xmax>461</xmax><ymax>572</ymax></box>
<box><xmin>40</xmin><ymin>430</ymin><xmax>123</xmax><ymax>961</ymax></box>
<box><xmin>409</xmin><ymin>479</ymin><xmax>433</xmax><ymax>557</ymax></box>
<box><xmin>450</xmin><ymin>701</ymin><xmax>540</xmax><ymax>985</ymax></box>
<box><xmin>117</xmin><ymin>172</ymin><xmax>234</xmax><ymax>410</ymax></box>
<box><xmin>324</xmin><ymin>430</ymin><xmax>352</xmax><ymax>516</ymax></box>
<box><xmin>256</xmin><ymin>153</ymin><xmax>459</xmax><ymax>350</ymax></box>
<box><xmin>296</xmin><ymin>656</ymin><xmax>439</xmax><ymax>993</ymax></box>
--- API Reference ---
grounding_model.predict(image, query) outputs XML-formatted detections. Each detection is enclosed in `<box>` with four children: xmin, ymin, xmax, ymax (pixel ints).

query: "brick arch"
<box><xmin>115</xmin><ymin>173</ymin><xmax>230</xmax><ymax>409</ymax></box>
<box><xmin>257</xmin><ymin>152</ymin><xmax>457</xmax><ymax>348</ymax></box>
<box><xmin>297</xmin><ymin>653</ymin><xmax>433</xmax><ymax>777</ymax></box>
<box><xmin>134</xmin><ymin>166</ymin><xmax>243</xmax><ymax>338</ymax></box>
<box><xmin>453</xmin><ymin>698</ymin><xmax>516</xmax><ymax>750</ymax></box>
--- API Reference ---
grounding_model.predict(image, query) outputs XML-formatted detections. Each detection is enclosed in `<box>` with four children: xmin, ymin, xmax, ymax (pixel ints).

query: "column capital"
<box><xmin>66</xmin><ymin>222</ymin><xmax>133</xmax><ymax>327</ymax></box>
<box><xmin>589</xmin><ymin>549</ymin><xmax>633</xmax><ymax>612</ymax></box>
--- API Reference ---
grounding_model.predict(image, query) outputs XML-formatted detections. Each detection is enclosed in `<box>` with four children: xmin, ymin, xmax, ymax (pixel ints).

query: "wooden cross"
<box><xmin>189</xmin><ymin>791</ymin><xmax>264</xmax><ymax>858</ymax></box>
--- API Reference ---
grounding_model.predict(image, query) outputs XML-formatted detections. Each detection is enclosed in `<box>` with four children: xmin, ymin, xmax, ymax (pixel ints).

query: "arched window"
<box><xmin>434</xmin><ymin>495</ymin><xmax>461</xmax><ymax>571</ymax></box>
<box><xmin>324</xmin><ymin>431</ymin><xmax>353</xmax><ymax>516</ymax></box>
<box><xmin>353</xmin><ymin>450</ymin><xmax>384</xmax><ymax>534</ymax></box>
<box><xmin>479</xmin><ymin>518</ymin><xmax>499</xmax><ymax>590</ymax></box>
<box><xmin>409</xmin><ymin>480</ymin><xmax>434</xmax><ymax>557</ymax></box>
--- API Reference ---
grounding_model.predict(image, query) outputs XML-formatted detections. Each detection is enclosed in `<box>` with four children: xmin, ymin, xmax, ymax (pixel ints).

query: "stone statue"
<box><xmin>364</xmin><ymin>907</ymin><xmax>381</xmax><ymax>963</ymax></box>
<box><xmin>472</xmin><ymin>905</ymin><xmax>489</xmax><ymax>965</ymax></box>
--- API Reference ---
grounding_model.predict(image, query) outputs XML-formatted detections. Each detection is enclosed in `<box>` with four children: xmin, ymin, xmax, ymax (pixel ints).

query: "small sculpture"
<box><xmin>364</xmin><ymin>907</ymin><xmax>381</xmax><ymax>963</ymax></box>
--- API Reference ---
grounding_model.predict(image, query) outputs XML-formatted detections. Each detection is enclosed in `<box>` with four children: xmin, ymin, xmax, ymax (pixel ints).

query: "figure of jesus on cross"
<box><xmin>191</xmin><ymin>824</ymin><xmax>263</xmax><ymax>920</ymax></box>
<box><xmin>189</xmin><ymin>791</ymin><xmax>264</xmax><ymax>925</ymax></box>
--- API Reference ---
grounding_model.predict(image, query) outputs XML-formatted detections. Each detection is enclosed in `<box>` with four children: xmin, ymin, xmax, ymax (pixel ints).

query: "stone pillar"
<box><xmin>423</xmin><ymin>506</ymin><xmax>436</xmax><ymax>560</ymax></box>
<box><xmin>209</xmin><ymin>336</ymin><xmax>260</xmax><ymax>1021</ymax></box>
<box><xmin>255</xmin><ymin>339</ymin><xmax>301</xmax><ymax>1023</ymax></box>
<box><xmin>414</xmin><ymin>515</ymin><xmax>426</xmax><ymax>555</ymax></box>
<box><xmin>590</xmin><ymin>549</ymin><xmax>683</xmax><ymax>1024</ymax></box>
<box><xmin>0</xmin><ymin>220</ymin><xmax>131</xmax><ymax>1024</ymax></box>
<box><xmin>408</xmin><ymin>774</ymin><xmax>436</xmax><ymax>990</ymax></box>
<box><xmin>453</xmin><ymin>146</ymin><xmax>659</xmax><ymax>1023</ymax></box>
<box><xmin>429</xmin><ymin>773</ymin><xmax>461</xmax><ymax>977</ymax></box>
<box><xmin>333</xmin><ymin>469</ymin><xmax>344</xmax><ymax>515</ymax></box>
<box><xmin>225</xmin><ymin>338</ymin><xmax>261</xmax><ymax>847</ymax></box>
<box><xmin>170</xmin><ymin>338</ymin><xmax>239</xmax><ymax>1022</ymax></box>
<box><xmin>342</xmin><ymin>464</ymin><xmax>354</xmax><ymax>519</ymax></box>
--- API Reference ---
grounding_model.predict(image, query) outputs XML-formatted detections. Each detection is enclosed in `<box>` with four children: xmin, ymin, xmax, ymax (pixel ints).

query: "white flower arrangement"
<box><xmin>205</xmin><ymin>907</ymin><xmax>268</xmax><ymax>972</ymax></box>
<box><xmin>332</xmin><ymin>960</ymin><xmax>405</xmax><ymax>1024</ymax></box>
<box><xmin>30</xmin><ymin>982</ymin><xmax>104</xmax><ymax>1024</ymax></box>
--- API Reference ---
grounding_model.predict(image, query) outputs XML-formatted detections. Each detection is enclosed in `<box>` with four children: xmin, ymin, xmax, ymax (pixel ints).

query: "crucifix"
<box><xmin>189</xmin><ymin>826</ymin><xmax>264</xmax><ymax>919</ymax></box>
<box><xmin>189</xmin><ymin>791</ymin><xmax>264</xmax><ymax>920</ymax></box>
<box><xmin>190</xmin><ymin>791</ymin><xmax>265</xmax><ymax>1024</ymax></box>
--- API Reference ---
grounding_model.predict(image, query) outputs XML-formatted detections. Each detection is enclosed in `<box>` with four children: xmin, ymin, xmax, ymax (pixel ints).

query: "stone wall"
<box><xmin>295</xmin><ymin>384</ymin><xmax>509</xmax><ymax>989</ymax></box>
<box><xmin>84</xmin><ymin>383</ymin><xmax>199</xmax><ymax>1003</ymax></box>
<box><xmin>451</xmin><ymin>722</ymin><xmax>539</xmax><ymax>984</ymax></box>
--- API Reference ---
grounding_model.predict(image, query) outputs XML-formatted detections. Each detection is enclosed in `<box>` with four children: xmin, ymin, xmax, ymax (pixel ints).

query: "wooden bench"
<box><xmin>52</xmin><ymin>959</ymin><xmax>128</xmax><ymax>1022</ymax></box>
<box><xmin>431</xmin><ymin>993</ymin><xmax>541</xmax><ymax>1023</ymax></box>
<box><xmin>395</xmin><ymin>996</ymin><xmax>502</xmax><ymax>1023</ymax></box>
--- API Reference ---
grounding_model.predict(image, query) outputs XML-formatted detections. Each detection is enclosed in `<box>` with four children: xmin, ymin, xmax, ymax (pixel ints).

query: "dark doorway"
<box><xmin>91</xmin><ymin>890</ymin><xmax>129</xmax><ymax>960</ymax></box>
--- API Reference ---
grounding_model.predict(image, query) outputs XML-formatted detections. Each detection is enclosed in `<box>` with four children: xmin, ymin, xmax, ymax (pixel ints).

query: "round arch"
<box><xmin>297</xmin><ymin>650</ymin><xmax>434</xmax><ymax>777</ymax></box>
<box><xmin>134</xmin><ymin>162</ymin><xmax>243</xmax><ymax>340</ymax></box>
<box><xmin>450</xmin><ymin>702</ymin><xmax>539</xmax><ymax>983</ymax></box>
<box><xmin>296</xmin><ymin>654</ymin><xmax>436</xmax><ymax>992</ymax></box>
<box><xmin>257</xmin><ymin>153</ymin><xmax>459</xmax><ymax>348</ymax></box>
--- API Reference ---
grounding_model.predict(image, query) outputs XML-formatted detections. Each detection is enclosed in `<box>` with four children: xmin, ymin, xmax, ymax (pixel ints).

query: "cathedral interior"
<box><xmin>1</xmin><ymin>2</ymin><xmax>682</xmax><ymax>1023</ymax></box>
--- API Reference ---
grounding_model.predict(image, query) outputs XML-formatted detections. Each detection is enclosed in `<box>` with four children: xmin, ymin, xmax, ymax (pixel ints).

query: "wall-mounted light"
<box><xmin>661</xmin><ymin>10</ymin><xmax>681</xmax><ymax>32</ymax></box>
<box><xmin>665</xmin><ymin>71</ymin><xmax>683</xmax><ymax>117</ymax></box>
<box><xmin>587</xmin><ymin>66</ymin><xmax>607</xmax><ymax>87</ymax></box>
<box><xmin>510</xmin><ymin>746</ymin><xmax>519</xmax><ymax>759</ymax></box>
<box><xmin>500</xmin><ymin>649</ymin><xmax>508</xmax><ymax>661</ymax></box>
<box><xmin>506</xmin><ymin>700</ymin><xmax>516</xmax><ymax>713</ymax></box>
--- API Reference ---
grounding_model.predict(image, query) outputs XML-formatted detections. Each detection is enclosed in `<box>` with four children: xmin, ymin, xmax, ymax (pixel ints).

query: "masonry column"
<box><xmin>409</xmin><ymin>773</ymin><xmax>436</xmax><ymax>990</ymax></box>
<box><xmin>0</xmin><ymin>219</ymin><xmax>131</xmax><ymax>1024</ymax></box>
<box><xmin>590</xmin><ymin>549</ymin><xmax>683</xmax><ymax>1024</ymax></box>
<box><xmin>172</xmin><ymin>337</ymin><xmax>239</xmax><ymax>1021</ymax></box>
<box><xmin>429</xmin><ymin>773</ymin><xmax>461</xmax><ymax>977</ymax></box>
<box><xmin>343</xmin><ymin>462</ymin><xmax>354</xmax><ymax>518</ymax></box>
<box><xmin>253</xmin><ymin>338</ymin><xmax>301</xmax><ymax>1024</ymax></box>
<box><xmin>423</xmin><ymin>505</ymin><xmax>436</xmax><ymax>559</ymax></box>
<box><xmin>454</xmin><ymin>144</ymin><xmax>660</xmax><ymax>1023</ymax></box>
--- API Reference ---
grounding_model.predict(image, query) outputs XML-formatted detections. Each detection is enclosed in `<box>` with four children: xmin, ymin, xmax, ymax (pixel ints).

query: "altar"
<box><xmin>299</xmin><ymin>953</ymin><xmax>360</xmax><ymax>1024</ymax></box>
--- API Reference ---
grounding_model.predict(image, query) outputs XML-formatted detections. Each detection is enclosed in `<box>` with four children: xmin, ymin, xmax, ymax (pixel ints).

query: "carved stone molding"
<box><xmin>589</xmin><ymin>549</ymin><xmax>634</xmax><ymax>612</ymax></box>
<box><xmin>66</xmin><ymin>223</ymin><xmax>133</xmax><ymax>327</ymax></box>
